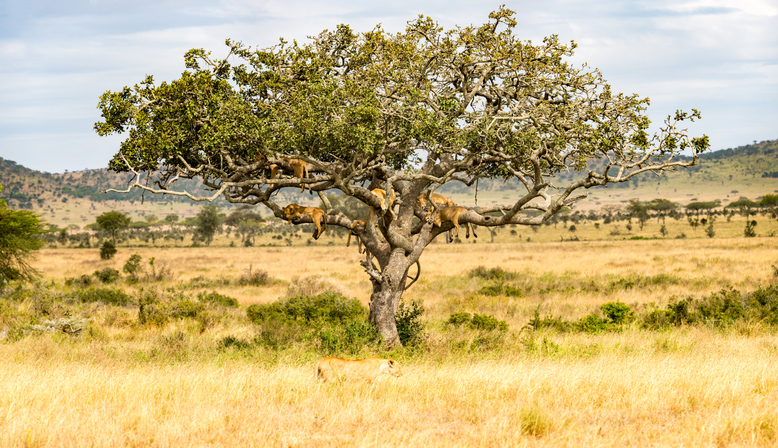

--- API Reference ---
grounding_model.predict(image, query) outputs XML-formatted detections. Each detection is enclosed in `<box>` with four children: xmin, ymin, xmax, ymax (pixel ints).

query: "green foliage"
<box><xmin>95</xmin><ymin>211</ymin><xmax>131</xmax><ymax>242</ymax></box>
<box><xmin>194</xmin><ymin>204</ymin><xmax>221</xmax><ymax>246</ymax></box>
<box><xmin>197</xmin><ymin>291</ymin><xmax>239</xmax><ymax>308</ymax></box>
<box><xmin>468</xmin><ymin>266</ymin><xmax>517</xmax><ymax>281</ymax></box>
<box><xmin>237</xmin><ymin>267</ymin><xmax>272</xmax><ymax>286</ymax></box>
<box><xmin>470</xmin><ymin>314</ymin><xmax>509</xmax><ymax>332</ymax></box>
<box><xmin>446</xmin><ymin>312</ymin><xmax>508</xmax><ymax>333</ymax></box>
<box><xmin>447</xmin><ymin>312</ymin><xmax>473</xmax><ymax>327</ymax></box>
<box><xmin>478</xmin><ymin>282</ymin><xmax>523</xmax><ymax>297</ymax></box>
<box><xmin>600</xmin><ymin>302</ymin><xmax>634</xmax><ymax>324</ymax></box>
<box><xmin>123</xmin><ymin>253</ymin><xmax>143</xmax><ymax>276</ymax></box>
<box><xmin>99</xmin><ymin>240</ymin><xmax>117</xmax><ymax>260</ymax></box>
<box><xmin>76</xmin><ymin>287</ymin><xmax>132</xmax><ymax>306</ymax></box>
<box><xmin>395</xmin><ymin>299</ymin><xmax>425</xmax><ymax>347</ymax></box>
<box><xmin>246</xmin><ymin>291</ymin><xmax>372</xmax><ymax>352</ymax></box>
<box><xmin>0</xmin><ymin>184</ymin><xmax>46</xmax><ymax>286</ymax></box>
<box><xmin>247</xmin><ymin>291</ymin><xmax>365</xmax><ymax>325</ymax></box>
<box><xmin>93</xmin><ymin>268</ymin><xmax>121</xmax><ymax>284</ymax></box>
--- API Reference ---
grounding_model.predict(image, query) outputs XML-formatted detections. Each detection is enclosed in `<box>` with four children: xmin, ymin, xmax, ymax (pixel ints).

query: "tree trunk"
<box><xmin>365</xmin><ymin>249</ymin><xmax>412</xmax><ymax>346</ymax></box>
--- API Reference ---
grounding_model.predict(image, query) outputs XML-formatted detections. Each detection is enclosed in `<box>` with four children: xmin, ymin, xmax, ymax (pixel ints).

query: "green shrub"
<box><xmin>123</xmin><ymin>254</ymin><xmax>143</xmax><ymax>276</ymax></box>
<box><xmin>138</xmin><ymin>289</ymin><xmax>168</xmax><ymax>326</ymax></box>
<box><xmin>65</xmin><ymin>274</ymin><xmax>93</xmax><ymax>288</ymax></box>
<box><xmin>197</xmin><ymin>291</ymin><xmax>239</xmax><ymax>308</ymax></box>
<box><xmin>396</xmin><ymin>299</ymin><xmax>425</xmax><ymax>347</ymax></box>
<box><xmin>577</xmin><ymin>314</ymin><xmax>605</xmax><ymax>333</ymax></box>
<box><xmin>94</xmin><ymin>268</ymin><xmax>121</xmax><ymax>284</ymax></box>
<box><xmin>600</xmin><ymin>302</ymin><xmax>634</xmax><ymax>324</ymax></box>
<box><xmin>247</xmin><ymin>291</ymin><xmax>365</xmax><ymax>325</ymax></box>
<box><xmin>238</xmin><ymin>267</ymin><xmax>272</xmax><ymax>286</ymax></box>
<box><xmin>168</xmin><ymin>300</ymin><xmax>203</xmax><ymax>319</ymax></box>
<box><xmin>447</xmin><ymin>312</ymin><xmax>472</xmax><ymax>327</ymax></box>
<box><xmin>76</xmin><ymin>287</ymin><xmax>132</xmax><ymax>306</ymax></box>
<box><xmin>247</xmin><ymin>291</ymin><xmax>370</xmax><ymax>350</ymax></box>
<box><xmin>468</xmin><ymin>266</ymin><xmax>517</xmax><ymax>281</ymax></box>
<box><xmin>470</xmin><ymin>313</ymin><xmax>508</xmax><ymax>332</ymax></box>
<box><xmin>316</xmin><ymin>320</ymin><xmax>380</xmax><ymax>355</ymax></box>
<box><xmin>99</xmin><ymin>241</ymin><xmax>117</xmax><ymax>260</ymax></box>
<box><xmin>478</xmin><ymin>282</ymin><xmax>523</xmax><ymax>297</ymax></box>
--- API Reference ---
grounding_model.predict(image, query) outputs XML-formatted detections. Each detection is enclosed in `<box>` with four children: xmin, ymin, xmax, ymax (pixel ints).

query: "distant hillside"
<box><xmin>1</xmin><ymin>139</ymin><xmax>777</xmax><ymax>226</ymax></box>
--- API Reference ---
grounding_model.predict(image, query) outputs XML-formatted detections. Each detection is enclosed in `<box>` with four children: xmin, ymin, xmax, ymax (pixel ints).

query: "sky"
<box><xmin>1</xmin><ymin>0</ymin><xmax>776</xmax><ymax>174</ymax></box>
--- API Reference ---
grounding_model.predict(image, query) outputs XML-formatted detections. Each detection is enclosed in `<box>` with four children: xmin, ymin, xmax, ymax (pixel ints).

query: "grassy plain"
<box><xmin>2</xmin><ymin>227</ymin><xmax>778</xmax><ymax>446</ymax></box>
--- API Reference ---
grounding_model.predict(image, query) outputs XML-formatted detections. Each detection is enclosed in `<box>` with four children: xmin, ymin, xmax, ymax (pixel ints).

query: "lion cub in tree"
<box><xmin>282</xmin><ymin>203</ymin><xmax>327</xmax><ymax>239</ymax></box>
<box><xmin>315</xmin><ymin>357</ymin><xmax>403</xmax><ymax>383</ymax></box>
<box><xmin>433</xmin><ymin>206</ymin><xmax>477</xmax><ymax>240</ymax></box>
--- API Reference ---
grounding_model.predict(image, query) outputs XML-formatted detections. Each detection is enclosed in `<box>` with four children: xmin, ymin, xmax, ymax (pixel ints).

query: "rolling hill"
<box><xmin>1</xmin><ymin>139</ymin><xmax>777</xmax><ymax>228</ymax></box>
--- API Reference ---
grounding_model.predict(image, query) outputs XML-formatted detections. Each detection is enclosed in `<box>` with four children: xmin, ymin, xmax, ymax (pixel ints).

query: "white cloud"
<box><xmin>1</xmin><ymin>0</ymin><xmax>776</xmax><ymax>172</ymax></box>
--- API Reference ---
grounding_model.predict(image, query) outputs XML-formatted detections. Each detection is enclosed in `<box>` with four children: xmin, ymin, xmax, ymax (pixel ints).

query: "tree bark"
<box><xmin>364</xmin><ymin>248</ymin><xmax>412</xmax><ymax>346</ymax></box>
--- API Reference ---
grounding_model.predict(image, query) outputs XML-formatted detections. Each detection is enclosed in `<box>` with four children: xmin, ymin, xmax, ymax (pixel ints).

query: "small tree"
<box><xmin>100</xmin><ymin>240</ymin><xmax>117</xmax><ymax>260</ymax></box>
<box><xmin>194</xmin><ymin>204</ymin><xmax>222</xmax><ymax>246</ymax></box>
<box><xmin>0</xmin><ymin>185</ymin><xmax>46</xmax><ymax>285</ymax></box>
<box><xmin>627</xmin><ymin>200</ymin><xmax>650</xmax><ymax>230</ymax></box>
<box><xmin>95</xmin><ymin>211</ymin><xmax>131</xmax><ymax>243</ymax></box>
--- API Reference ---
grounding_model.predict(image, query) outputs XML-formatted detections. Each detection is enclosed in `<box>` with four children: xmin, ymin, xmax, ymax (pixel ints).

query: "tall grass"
<box><xmin>0</xmin><ymin>238</ymin><xmax>776</xmax><ymax>446</ymax></box>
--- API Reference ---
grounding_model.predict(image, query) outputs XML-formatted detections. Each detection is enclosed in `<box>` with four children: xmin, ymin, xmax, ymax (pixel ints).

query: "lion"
<box><xmin>416</xmin><ymin>191</ymin><xmax>455</xmax><ymax>210</ymax></box>
<box><xmin>346</xmin><ymin>219</ymin><xmax>367</xmax><ymax>253</ymax></box>
<box><xmin>255</xmin><ymin>155</ymin><xmax>309</xmax><ymax>193</ymax></box>
<box><xmin>282</xmin><ymin>203</ymin><xmax>327</xmax><ymax>239</ymax></box>
<box><xmin>315</xmin><ymin>357</ymin><xmax>403</xmax><ymax>383</ymax></box>
<box><xmin>433</xmin><ymin>206</ymin><xmax>477</xmax><ymax>240</ymax></box>
<box><xmin>368</xmin><ymin>188</ymin><xmax>396</xmax><ymax>225</ymax></box>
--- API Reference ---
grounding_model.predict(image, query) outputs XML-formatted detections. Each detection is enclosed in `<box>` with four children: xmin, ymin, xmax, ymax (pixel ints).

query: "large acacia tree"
<box><xmin>95</xmin><ymin>8</ymin><xmax>709</xmax><ymax>345</ymax></box>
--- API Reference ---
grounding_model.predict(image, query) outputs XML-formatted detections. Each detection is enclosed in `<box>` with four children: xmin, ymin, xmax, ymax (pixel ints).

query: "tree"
<box><xmin>194</xmin><ymin>204</ymin><xmax>222</xmax><ymax>246</ymax></box>
<box><xmin>647</xmin><ymin>198</ymin><xmax>677</xmax><ymax>224</ymax></box>
<box><xmin>685</xmin><ymin>201</ymin><xmax>718</xmax><ymax>221</ymax></box>
<box><xmin>164</xmin><ymin>214</ymin><xmax>180</xmax><ymax>224</ymax></box>
<box><xmin>224</xmin><ymin>206</ymin><xmax>264</xmax><ymax>245</ymax></box>
<box><xmin>95</xmin><ymin>211</ymin><xmax>131</xmax><ymax>243</ymax></box>
<box><xmin>626</xmin><ymin>200</ymin><xmax>650</xmax><ymax>230</ymax></box>
<box><xmin>95</xmin><ymin>8</ymin><xmax>709</xmax><ymax>345</ymax></box>
<box><xmin>0</xmin><ymin>185</ymin><xmax>46</xmax><ymax>285</ymax></box>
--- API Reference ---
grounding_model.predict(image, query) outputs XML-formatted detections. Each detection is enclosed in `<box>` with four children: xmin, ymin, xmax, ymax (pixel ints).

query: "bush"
<box><xmin>447</xmin><ymin>312</ymin><xmax>472</xmax><ymax>327</ymax></box>
<box><xmin>468</xmin><ymin>266</ymin><xmax>517</xmax><ymax>281</ymax></box>
<box><xmin>247</xmin><ymin>291</ymin><xmax>369</xmax><ymax>350</ymax></box>
<box><xmin>396</xmin><ymin>299</ymin><xmax>425</xmax><ymax>347</ymax></box>
<box><xmin>76</xmin><ymin>287</ymin><xmax>132</xmax><ymax>306</ymax></box>
<box><xmin>478</xmin><ymin>282</ymin><xmax>523</xmax><ymax>297</ymax></box>
<box><xmin>470</xmin><ymin>313</ymin><xmax>509</xmax><ymax>332</ymax></box>
<box><xmin>99</xmin><ymin>241</ymin><xmax>117</xmax><ymax>260</ymax></box>
<box><xmin>94</xmin><ymin>268</ymin><xmax>121</xmax><ymax>284</ymax></box>
<box><xmin>600</xmin><ymin>302</ymin><xmax>634</xmax><ymax>324</ymax></box>
<box><xmin>123</xmin><ymin>254</ymin><xmax>143</xmax><ymax>276</ymax></box>
<box><xmin>238</xmin><ymin>266</ymin><xmax>271</xmax><ymax>286</ymax></box>
<box><xmin>197</xmin><ymin>291</ymin><xmax>239</xmax><ymax>308</ymax></box>
<box><xmin>65</xmin><ymin>274</ymin><xmax>94</xmax><ymax>288</ymax></box>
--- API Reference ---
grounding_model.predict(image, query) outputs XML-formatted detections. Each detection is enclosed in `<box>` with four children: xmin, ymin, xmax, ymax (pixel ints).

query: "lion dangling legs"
<box><xmin>314</xmin><ymin>357</ymin><xmax>403</xmax><ymax>383</ymax></box>
<box><xmin>346</xmin><ymin>219</ymin><xmax>367</xmax><ymax>253</ymax></box>
<box><xmin>433</xmin><ymin>206</ymin><xmax>477</xmax><ymax>241</ymax></box>
<box><xmin>282</xmin><ymin>203</ymin><xmax>327</xmax><ymax>239</ymax></box>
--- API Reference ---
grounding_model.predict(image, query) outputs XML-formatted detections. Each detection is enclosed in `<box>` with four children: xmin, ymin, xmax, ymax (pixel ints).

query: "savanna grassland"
<box><xmin>2</xmin><ymin>222</ymin><xmax>778</xmax><ymax>446</ymax></box>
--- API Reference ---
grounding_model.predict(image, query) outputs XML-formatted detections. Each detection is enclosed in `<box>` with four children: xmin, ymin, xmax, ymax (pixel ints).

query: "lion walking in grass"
<box><xmin>315</xmin><ymin>357</ymin><xmax>402</xmax><ymax>383</ymax></box>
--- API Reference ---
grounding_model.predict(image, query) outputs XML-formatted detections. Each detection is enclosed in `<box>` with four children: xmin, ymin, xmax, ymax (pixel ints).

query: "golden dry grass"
<box><xmin>2</xmin><ymin>235</ymin><xmax>778</xmax><ymax>446</ymax></box>
<box><xmin>2</xmin><ymin>331</ymin><xmax>778</xmax><ymax>447</ymax></box>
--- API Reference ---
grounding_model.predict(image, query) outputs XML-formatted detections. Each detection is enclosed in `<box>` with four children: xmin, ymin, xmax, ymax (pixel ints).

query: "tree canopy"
<box><xmin>96</xmin><ymin>211</ymin><xmax>131</xmax><ymax>243</ymax></box>
<box><xmin>95</xmin><ymin>8</ymin><xmax>709</xmax><ymax>345</ymax></box>
<box><xmin>0</xmin><ymin>185</ymin><xmax>46</xmax><ymax>285</ymax></box>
